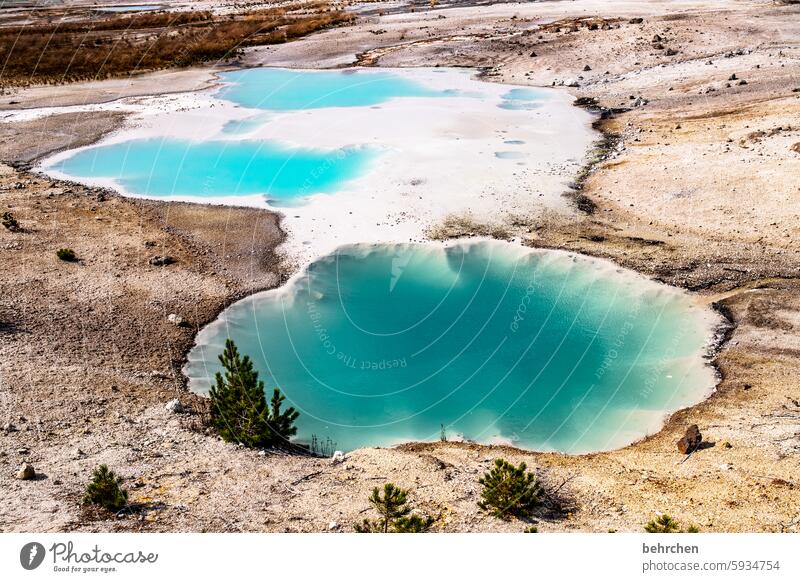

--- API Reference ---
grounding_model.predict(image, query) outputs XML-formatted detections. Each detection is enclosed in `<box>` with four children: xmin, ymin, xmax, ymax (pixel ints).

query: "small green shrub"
<box><xmin>56</xmin><ymin>248</ymin><xmax>76</xmax><ymax>261</ymax></box>
<box><xmin>354</xmin><ymin>483</ymin><xmax>436</xmax><ymax>533</ymax></box>
<box><xmin>83</xmin><ymin>464</ymin><xmax>128</xmax><ymax>512</ymax></box>
<box><xmin>478</xmin><ymin>458</ymin><xmax>544</xmax><ymax>519</ymax></box>
<box><xmin>209</xmin><ymin>339</ymin><xmax>298</xmax><ymax>448</ymax></box>
<box><xmin>645</xmin><ymin>513</ymin><xmax>699</xmax><ymax>533</ymax></box>
<box><xmin>523</xmin><ymin>525</ymin><xmax>539</xmax><ymax>533</ymax></box>
<box><xmin>1</xmin><ymin>211</ymin><xmax>20</xmax><ymax>231</ymax></box>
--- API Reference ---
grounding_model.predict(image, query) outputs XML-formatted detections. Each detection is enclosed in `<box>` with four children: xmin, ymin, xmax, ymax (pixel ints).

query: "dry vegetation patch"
<box><xmin>0</xmin><ymin>3</ymin><xmax>353</xmax><ymax>87</ymax></box>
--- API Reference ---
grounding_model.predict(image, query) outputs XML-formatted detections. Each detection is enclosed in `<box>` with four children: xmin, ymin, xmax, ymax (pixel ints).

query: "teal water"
<box><xmin>499</xmin><ymin>88</ymin><xmax>548</xmax><ymax>110</ymax></box>
<box><xmin>48</xmin><ymin>68</ymin><xmax>465</xmax><ymax>200</ymax></box>
<box><xmin>96</xmin><ymin>5</ymin><xmax>162</xmax><ymax>12</ymax></box>
<box><xmin>216</xmin><ymin>68</ymin><xmax>445</xmax><ymax>110</ymax></box>
<box><xmin>51</xmin><ymin>138</ymin><xmax>374</xmax><ymax>201</ymax></box>
<box><xmin>185</xmin><ymin>241</ymin><xmax>716</xmax><ymax>453</ymax></box>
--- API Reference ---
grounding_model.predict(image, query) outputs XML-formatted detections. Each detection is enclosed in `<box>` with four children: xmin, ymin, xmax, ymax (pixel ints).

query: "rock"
<box><xmin>149</xmin><ymin>255</ymin><xmax>176</xmax><ymax>266</ymax></box>
<box><xmin>628</xmin><ymin>17</ymin><xmax>644</xmax><ymax>24</ymax></box>
<box><xmin>16</xmin><ymin>464</ymin><xmax>35</xmax><ymax>480</ymax></box>
<box><xmin>791</xmin><ymin>142</ymin><xmax>800</xmax><ymax>154</ymax></box>
<box><xmin>719</xmin><ymin>440</ymin><xmax>732</xmax><ymax>449</ymax></box>
<box><xmin>728</xmin><ymin>73</ymin><xmax>738</xmax><ymax>81</ymax></box>
<box><xmin>165</xmin><ymin>399</ymin><xmax>184</xmax><ymax>414</ymax></box>
<box><xmin>677</xmin><ymin>424</ymin><xmax>702</xmax><ymax>454</ymax></box>
<box><xmin>2</xmin><ymin>422</ymin><xmax>15</xmax><ymax>433</ymax></box>
<box><xmin>17</xmin><ymin>447</ymin><xmax>29</xmax><ymax>455</ymax></box>
<box><xmin>665</xmin><ymin>48</ymin><xmax>678</xmax><ymax>56</ymax></box>
<box><xmin>167</xmin><ymin>313</ymin><xmax>184</xmax><ymax>326</ymax></box>
<box><xmin>529</xmin><ymin>51</ymin><xmax>537</xmax><ymax>57</ymax></box>
<box><xmin>328</xmin><ymin>521</ymin><xmax>340</xmax><ymax>531</ymax></box>
<box><xmin>331</xmin><ymin>450</ymin><xmax>345</xmax><ymax>464</ymax></box>
<box><xmin>583</xmin><ymin>64</ymin><xmax>592</xmax><ymax>71</ymax></box>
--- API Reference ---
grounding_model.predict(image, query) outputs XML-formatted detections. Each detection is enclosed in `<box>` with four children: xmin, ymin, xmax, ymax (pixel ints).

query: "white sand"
<box><xmin>32</xmin><ymin>67</ymin><xmax>596</xmax><ymax>264</ymax></box>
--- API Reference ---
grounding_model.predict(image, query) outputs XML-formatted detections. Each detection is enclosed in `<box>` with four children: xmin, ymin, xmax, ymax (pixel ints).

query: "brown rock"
<box><xmin>16</xmin><ymin>464</ymin><xmax>35</xmax><ymax>480</ymax></box>
<box><xmin>149</xmin><ymin>255</ymin><xmax>176</xmax><ymax>266</ymax></box>
<box><xmin>677</xmin><ymin>424</ymin><xmax>702</xmax><ymax>454</ymax></box>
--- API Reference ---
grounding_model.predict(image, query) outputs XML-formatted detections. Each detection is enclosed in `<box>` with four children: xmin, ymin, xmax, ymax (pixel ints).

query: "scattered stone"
<box><xmin>331</xmin><ymin>450</ymin><xmax>345</xmax><ymax>464</ymax></box>
<box><xmin>16</xmin><ymin>464</ymin><xmax>35</xmax><ymax>480</ymax></box>
<box><xmin>167</xmin><ymin>313</ymin><xmax>184</xmax><ymax>327</ymax></box>
<box><xmin>665</xmin><ymin>48</ymin><xmax>678</xmax><ymax>56</ymax></box>
<box><xmin>17</xmin><ymin>447</ymin><xmax>29</xmax><ymax>455</ymax></box>
<box><xmin>719</xmin><ymin>440</ymin><xmax>732</xmax><ymax>449</ymax></box>
<box><xmin>165</xmin><ymin>399</ymin><xmax>185</xmax><ymax>414</ymax></box>
<box><xmin>583</xmin><ymin>64</ymin><xmax>592</xmax><ymax>71</ymax></box>
<box><xmin>677</xmin><ymin>424</ymin><xmax>702</xmax><ymax>454</ymax></box>
<box><xmin>328</xmin><ymin>521</ymin><xmax>340</xmax><ymax>531</ymax></box>
<box><xmin>149</xmin><ymin>255</ymin><xmax>176</xmax><ymax>266</ymax></box>
<box><xmin>628</xmin><ymin>17</ymin><xmax>644</xmax><ymax>24</ymax></box>
<box><xmin>2</xmin><ymin>422</ymin><xmax>15</xmax><ymax>433</ymax></box>
<box><xmin>738</xmin><ymin>79</ymin><xmax>748</xmax><ymax>85</ymax></box>
<box><xmin>790</xmin><ymin>142</ymin><xmax>800</xmax><ymax>154</ymax></box>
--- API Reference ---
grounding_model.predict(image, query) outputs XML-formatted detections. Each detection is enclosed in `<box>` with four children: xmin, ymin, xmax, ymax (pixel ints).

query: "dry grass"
<box><xmin>0</xmin><ymin>4</ymin><xmax>353</xmax><ymax>86</ymax></box>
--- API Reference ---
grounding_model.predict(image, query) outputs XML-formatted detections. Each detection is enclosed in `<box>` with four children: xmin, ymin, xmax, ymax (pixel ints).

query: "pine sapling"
<box><xmin>1</xmin><ymin>211</ymin><xmax>20</xmax><ymax>231</ymax></box>
<box><xmin>478</xmin><ymin>458</ymin><xmax>544</xmax><ymax>519</ymax></box>
<box><xmin>645</xmin><ymin>513</ymin><xmax>700</xmax><ymax>533</ymax></box>
<box><xmin>208</xmin><ymin>339</ymin><xmax>298</xmax><ymax>448</ymax></box>
<box><xmin>354</xmin><ymin>483</ymin><xmax>436</xmax><ymax>533</ymax></box>
<box><xmin>644</xmin><ymin>514</ymin><xmax>681</xmax><ymax>533</ymax></box>
<box><xmin>83</xmin><ymin>464</ymin><xmax>128</xmax><ymax>512</ymax></box>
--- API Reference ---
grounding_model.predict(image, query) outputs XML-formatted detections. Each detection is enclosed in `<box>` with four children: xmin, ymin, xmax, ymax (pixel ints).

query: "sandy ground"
<box><xmin>1</xmin><ymin>0</ymin><xmax>799</xmax><ymax>533</ymax></box>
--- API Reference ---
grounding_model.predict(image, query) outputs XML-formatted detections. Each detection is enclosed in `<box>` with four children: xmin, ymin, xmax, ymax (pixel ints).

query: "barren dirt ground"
<box><xmin>1</xmin><ymin>0</ymin><xmax>799</xmax><ymax>532</ymax></box>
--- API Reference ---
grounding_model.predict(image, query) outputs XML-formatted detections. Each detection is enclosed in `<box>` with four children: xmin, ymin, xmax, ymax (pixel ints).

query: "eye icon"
<box><xmin>20</xmin><ymin>542</ymin><xmax>46</xmax><ymax>570</ymax></box>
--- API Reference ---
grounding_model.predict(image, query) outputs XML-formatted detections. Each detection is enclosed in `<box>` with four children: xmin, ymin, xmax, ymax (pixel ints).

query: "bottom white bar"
<box><xmin>1</xmin><ymin>534</ymin><xmax>797</xmax><ymax>581</ymax></box>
